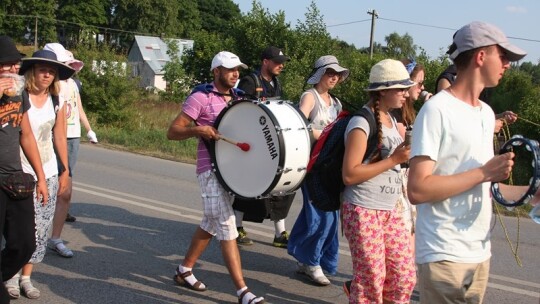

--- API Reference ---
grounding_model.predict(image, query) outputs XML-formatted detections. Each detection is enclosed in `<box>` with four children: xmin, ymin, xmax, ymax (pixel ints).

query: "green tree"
<box><xmin>384</xmin><ymin>32</ymin><xmax>417</xmax><ymax>58</ymax></box>
<box><xmin>161</xmin><ymin>39</ymin><xmax>194</xmax><ymax>102</ymax></box>
<box><xmin>110</xmin><ymin>0</ymin><xmax>182</xmax><ymax>48</ymax></box>
<box><xmin>182</xmin><ymin>30</ymin><xmax>236</xmax><ymax>84</ymax></box>
<box><xmin>73</xmin><ymin>44</ymin><xmax>141</xmax><ymax>126</ymax></box>
<box><xmin>0</xmin><ymin>0</ymin><xmax>28</xmax><ymax>42</ymax></box>
<box><xmin>196</xmin><ymin>0</ymin><xmax>242</xmax><ymax>35</ymax></box>
<box><xmin>229</xmin><ymin>1</ymin><xmax>292</xmax><ymax>68</ymax></box>
<box><xmin>176</xmin><ymin>0</ymin><xmax>202</xmax><ymax>38</ymax></box>
<box><xmin>23</xmin><ymin>0</ymin><xmax>58</xmax><ymax>46</ymax></box>
<box><xmin>57</xmin><ymin>0</ymin><xmax>109</xmax><ymax>46</ymax></box>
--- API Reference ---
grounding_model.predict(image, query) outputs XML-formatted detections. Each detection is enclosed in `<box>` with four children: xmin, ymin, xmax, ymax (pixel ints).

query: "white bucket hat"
<box><xmin>210</xmin><ymin>51</ymin><xmax>248</xmax><ymax>71</ymax></box>
<box><xmin>43</xmin><ymin>43</ymin><xmax>84</xmax><ymax>72</ymax></box>
<box><xmin>365</xmin><ymin>59</ymin><xmax>415</xmax><ymax>91</ymax></box>
<box><xmin>307</xmin><ymin>55</ymin><xmax>349</xmax><ymax>85</ymax></box>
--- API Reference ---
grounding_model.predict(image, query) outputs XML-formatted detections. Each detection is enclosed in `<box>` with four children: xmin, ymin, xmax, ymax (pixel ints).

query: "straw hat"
<box><xmin>307</xmin><ymin>55</ymin><xmax>349</xmax><ymax>85</ymax></box>
<box><xmin>19</xmin><ymin>50</ymin><xmax>76</xmax><ymax>80</ymax></box>
<box><xmin>365</xmin><ymin>59</ymin><xmax>415</xmax><ymax>91</ymax></box>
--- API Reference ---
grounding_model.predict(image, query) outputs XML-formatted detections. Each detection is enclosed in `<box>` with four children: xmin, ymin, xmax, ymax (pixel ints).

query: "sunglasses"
<box><xmin>324</xmin><ymin>70</ymin><xmax>341</xmax><ymax>78</ymax></box>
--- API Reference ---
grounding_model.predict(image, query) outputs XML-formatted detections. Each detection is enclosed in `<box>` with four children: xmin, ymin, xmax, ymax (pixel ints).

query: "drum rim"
<box><xmin>210</xmin><ymin>99</ymin><xmax>286</xmax><ymax>199</ymax></box>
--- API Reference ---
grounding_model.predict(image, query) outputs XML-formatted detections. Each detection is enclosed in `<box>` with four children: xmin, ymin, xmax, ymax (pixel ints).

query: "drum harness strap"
<box><xmin>248</xmin><ymin>71</ymin><xmax>282</xmax><ymax>100</ymax></box>
<box><xmin>189</xmin><ymin>83</ymin><xmax>244</xmax><ymax>152</ymax></box>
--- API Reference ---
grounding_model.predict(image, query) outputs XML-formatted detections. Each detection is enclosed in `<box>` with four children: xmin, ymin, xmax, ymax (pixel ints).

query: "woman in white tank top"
<box><xmin>288</xmin><ymin>55</ymin><xmax>349</xmax><ymax>286</ymax></box>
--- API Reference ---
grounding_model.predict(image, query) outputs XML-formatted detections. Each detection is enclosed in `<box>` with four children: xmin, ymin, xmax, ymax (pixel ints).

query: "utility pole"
<box><xmin>34</xmin><ymin>16</ymin><xmax>38</xmax><ymax>51</ymax></box>
<box><xmin>367</xmin><ymin>9</ymin><xmax>378</xmax><ymax>60</ymax></box>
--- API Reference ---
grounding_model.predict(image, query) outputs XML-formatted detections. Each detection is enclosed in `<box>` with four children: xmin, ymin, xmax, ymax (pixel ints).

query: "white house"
<box><xmin>127</xmin><ymin>35</ymin><xmax>194</xmax><ymax>91</ymax></box>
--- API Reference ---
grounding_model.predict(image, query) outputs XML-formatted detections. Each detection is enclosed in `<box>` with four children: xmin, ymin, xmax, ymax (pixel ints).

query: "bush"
<box><xmin>72</xmin><ymin>44</ymin><xmax>143</xmax><ymax>128</ymax></box>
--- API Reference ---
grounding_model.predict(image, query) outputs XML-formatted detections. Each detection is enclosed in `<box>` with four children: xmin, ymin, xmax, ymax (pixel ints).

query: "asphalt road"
<box><xmin>12</xmin><ymin>144</ymin><xmax>540</xmax><ymax>304</ymax></box>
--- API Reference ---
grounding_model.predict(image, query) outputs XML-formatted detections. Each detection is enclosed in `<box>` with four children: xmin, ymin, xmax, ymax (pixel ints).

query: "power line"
<box><xmin>327</xmin><ymin>16</ymin><xmax>540</xmax><ymax>44</ymax></box>
<box><xmin>5</xmin><ymin>14</ymin><xmax>161</xmax><ymax>37</ymax></box>
<box><xmin>327</xmin><ymin>19</ymin><xmax>370</xmax><ymax>28</ymax></box>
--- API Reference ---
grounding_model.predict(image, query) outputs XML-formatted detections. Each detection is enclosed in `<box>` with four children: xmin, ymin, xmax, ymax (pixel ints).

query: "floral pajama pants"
<box><xmin>342</xmin><ymin>202</ymin><xmax>416</xmax><ymax>304</ymax></box>
<box><xmin>29</xmin><ymin>175</ymin><xmax>58</xmax><ymax>264</ymax></box>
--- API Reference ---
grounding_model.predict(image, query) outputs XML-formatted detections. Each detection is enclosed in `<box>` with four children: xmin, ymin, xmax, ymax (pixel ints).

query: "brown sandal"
<box><xmin>238</xmin><ymin>288</ymin><xmax>265</xmax><ymax>304</ymax></box>
<box><xmin>173</xmin><ymin>269</ymin><xmax>207</xmax><ymax>292</ymax></box>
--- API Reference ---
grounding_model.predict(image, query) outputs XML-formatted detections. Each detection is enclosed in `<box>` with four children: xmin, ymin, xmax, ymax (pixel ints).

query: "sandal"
<box><xmin>5</xmin><ymin>275</ymin><xmax>20</xmax><ymax>299</ymax></box>
<box><xmin>238</xmin><ymin>288</ymin><xmax>265</xmax><ymax>304</ymax></box>
<box><xmin>173</xmin><ymin>269</ymin><xmax>207</xmax><ymax>292</ymax></box>
<box><xmin>20</xmin><ymin>279</ymin><xmax>40</xmax><ymax>299</ymax></box>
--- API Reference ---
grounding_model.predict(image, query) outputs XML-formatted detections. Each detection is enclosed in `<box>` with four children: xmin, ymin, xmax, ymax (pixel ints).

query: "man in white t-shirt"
<box><xmin>408</xmin><ymin>21</ymin><xmax>536</xmax><ymax>303</ymax></box>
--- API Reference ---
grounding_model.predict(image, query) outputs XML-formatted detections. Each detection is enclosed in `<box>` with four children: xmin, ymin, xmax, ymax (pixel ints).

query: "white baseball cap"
<box><xmin>448</xmin><ymin>21</ymin><xmax>526</xmax><ymax>62</ymax></box>
<box><xmin>210</xmin><ymin>51</ymin><xmax>247</xmax><ymax>71</ymax></box>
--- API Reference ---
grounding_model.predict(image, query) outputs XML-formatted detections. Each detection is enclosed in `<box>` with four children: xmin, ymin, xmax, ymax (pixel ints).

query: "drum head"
<box><xmin>211</xmin><ymin>100</ymin><xmax>284</xmax><ymax>198</ymax></box>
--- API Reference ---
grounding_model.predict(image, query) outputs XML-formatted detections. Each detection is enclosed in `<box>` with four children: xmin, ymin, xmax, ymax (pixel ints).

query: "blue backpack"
<box><xmin>304</xmin><ymin>106</ymin><xmax>378</xmax><ymax>211</ymax></box>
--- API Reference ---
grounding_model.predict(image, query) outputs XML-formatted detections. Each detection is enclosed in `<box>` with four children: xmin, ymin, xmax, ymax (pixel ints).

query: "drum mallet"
<box><xmin>219</xmin><ymin>136</ymin><xmax>250</xmax><ymax>152</ymax></box>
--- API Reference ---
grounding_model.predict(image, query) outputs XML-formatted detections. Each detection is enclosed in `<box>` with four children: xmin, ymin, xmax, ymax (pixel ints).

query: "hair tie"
<box><xmin>405</xmin><ymin>58</ymin><xmax>417</xmax><ymax>75</ymax></box>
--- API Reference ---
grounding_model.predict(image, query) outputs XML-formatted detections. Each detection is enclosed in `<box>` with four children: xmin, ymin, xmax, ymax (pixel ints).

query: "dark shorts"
<box><xmin>232</xmin><ymin>193</ymin><xmax>296</xmax><ymax>223</ymax></box>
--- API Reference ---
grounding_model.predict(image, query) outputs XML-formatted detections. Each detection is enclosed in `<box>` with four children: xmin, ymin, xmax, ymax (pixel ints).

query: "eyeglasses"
<box><xmin>1</xmin><ymin>62</ymin><xmax>21</xmax><ymax>71</ymax></box>
<box><xmin>417</xmin><ymin>80</ymin><xmax>425</xmax><ymax>87</ymax></box>
<box><xmin>324</xmin><ymin>70</ymin><xmax>340</xmax><ymax>78</ymax></box>
<box><xmin>395</xmin><ymin>88</ymin><xmax>409</xmax><ymax>93</ymax></box>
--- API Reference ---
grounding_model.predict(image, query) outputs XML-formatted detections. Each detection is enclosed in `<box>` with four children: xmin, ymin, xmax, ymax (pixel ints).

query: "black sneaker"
<box><xmin>65</xmin><ymin>213</ymin><xmax>76</xmax><ymax>222</ymax></box>
<box><xmin>236</xmin><ymin>228</ymin><xmax>253</xmax><ymax>245</ymax></box>
<box><xmin>272</xmin><ymin>231</ymin><xmax>288</xmax><ymax>248</ymax></box>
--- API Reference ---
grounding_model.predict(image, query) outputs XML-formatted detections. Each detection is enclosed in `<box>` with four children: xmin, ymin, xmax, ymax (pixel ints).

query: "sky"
<box><xmin>233</xmin><ymin>0</ymin><xmax>540</xmax><ymax>64</ymax></box>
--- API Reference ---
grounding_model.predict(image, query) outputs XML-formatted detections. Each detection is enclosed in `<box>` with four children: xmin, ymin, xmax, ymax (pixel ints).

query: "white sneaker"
<box><xmin>297</xmin><ymin>263</ymin><xmax>330</xmax><ymax>286</ymax></box>
<box><xmin>48</xmin><ymin>239</ymin><xmax>74</xmax><ymax>258</ymax></box>
<box><xmin>4</xmin><ymin>275</ymin><xmax>20</xmax><ymax>299</ymax></box>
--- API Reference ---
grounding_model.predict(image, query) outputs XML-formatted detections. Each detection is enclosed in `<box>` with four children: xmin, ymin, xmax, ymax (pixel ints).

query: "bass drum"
<box><xmin>211</xmin><ymin>99</ymin><xmax>311</xmax><ymax>199</ymax></box>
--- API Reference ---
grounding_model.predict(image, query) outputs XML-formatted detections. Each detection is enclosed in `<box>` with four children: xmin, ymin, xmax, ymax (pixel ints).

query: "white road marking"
<box><xmin>73</xmin><ymin>181</ymin><xmax>539</xmax><ymax>298</ymax></box>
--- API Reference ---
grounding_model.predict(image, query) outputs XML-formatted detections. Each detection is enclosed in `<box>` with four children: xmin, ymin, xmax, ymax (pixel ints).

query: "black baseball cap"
<box><xmin>261</xmin><ymin>46</ymin><xmax>290</xmax><ymax>64</ymax></box>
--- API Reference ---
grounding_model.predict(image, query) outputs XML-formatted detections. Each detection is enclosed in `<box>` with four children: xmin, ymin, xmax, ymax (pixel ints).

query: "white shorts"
<box><xmin>197</xmin><ymin>170</ymin><xmax>238</xmax><ymax>241</ymax></box>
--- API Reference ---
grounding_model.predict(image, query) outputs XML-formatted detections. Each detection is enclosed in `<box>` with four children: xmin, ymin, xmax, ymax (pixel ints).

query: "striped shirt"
<box><xmin>182</xmin><ymin>83</ymin><xmax>229</xmax><ymax>174</ymax></box>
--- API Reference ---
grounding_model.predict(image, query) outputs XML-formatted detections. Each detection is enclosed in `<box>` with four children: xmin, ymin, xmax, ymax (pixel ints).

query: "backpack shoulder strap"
<box><xmin>249</xmin><ymin>72</ymin><xmax>262</xmax><ymax>98</ymax></box>
<box><xmin>51</xmin><ymin>95</ymin><xmax>60</xmax><ymax>114</ymax></box>
<box><xmin>23</xmin><ymin>89</ymin><xmax>61</xmax><ymax>116</ymax></box>
<box><xmin>355</xmin><ymin>107</ymin><xmax>378</xmax><ymax>161</ymax></box>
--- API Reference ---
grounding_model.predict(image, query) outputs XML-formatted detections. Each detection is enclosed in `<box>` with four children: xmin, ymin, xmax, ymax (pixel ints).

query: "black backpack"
<box><xmin>304</xmin><ymin>106</ymin><xmax>378</xmax><ymax>211</ymax></box>
<box><xmin>248</xmin><ymin>72</ymin><xmax>282</xmax><ymax>99</ymax></box>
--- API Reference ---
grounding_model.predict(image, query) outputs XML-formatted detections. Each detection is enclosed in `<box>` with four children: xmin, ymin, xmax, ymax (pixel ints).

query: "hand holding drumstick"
<box><xmin>219</xmin><ymin>135</ymin><xmax>250</xmax><ymax>152</ymax></box>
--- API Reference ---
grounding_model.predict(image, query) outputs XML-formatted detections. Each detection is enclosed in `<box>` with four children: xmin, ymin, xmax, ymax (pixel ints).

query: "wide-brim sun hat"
<box><xmin>43</xmin><ymin>43</ymin><xmax>84</xmax><ymax>72</ymax></box>
<box><xmin>365</xmin><ymin>59</ymin><xmax>416</xmax><ymax>91</ymax></box>
<box><xmin>19</xmin><ymin>50</ymin><xmax>76</xmax><ymax>80</ymax></box>
<box><xmin>307</xmin><ymin>55</ymin><xmax>350</xmax><ymax>85</ymax></box>
<box><xmin>0</xmin><ymin>36</ymin><xmax>26</xmax><ymax>63</ymax></box>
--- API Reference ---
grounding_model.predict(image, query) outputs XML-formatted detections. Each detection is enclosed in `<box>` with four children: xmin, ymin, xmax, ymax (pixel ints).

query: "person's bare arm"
<box><xmin>342</xmin><ymin>128</ymin><xmax>409</xmax><ymax>185</ymax></box>
<box><xmin>167</xmin><ymin>112</ymin><xmax>219</xmax><ymax>141</ymax></box>
<box><xmin>53</xmin><ymin>104</ymin><xmax>69</xmax><ymax>195</ymax></box>
<box><xmin>407</xmin><ymin>153</ymin><xmax>514</xmax><ymax>205</ymax></box>
<box><xmin>436</xmin><ymin>78</ymin><xmax>452</xmax><ymax>93</ymax></box>
<box><xmin>299</xmin><ymin>92</ymin><xmax>322</xmax><ymax>139</ymax></box>
<box><xmin>19</xmin><ymin>112</ymin><xmax>48</xmax><ymax>205</ymax></box>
